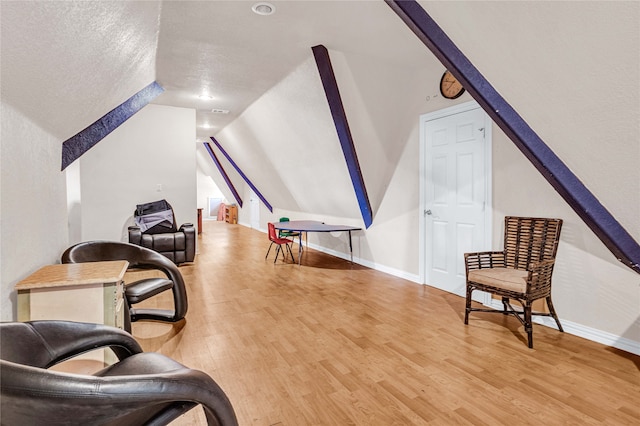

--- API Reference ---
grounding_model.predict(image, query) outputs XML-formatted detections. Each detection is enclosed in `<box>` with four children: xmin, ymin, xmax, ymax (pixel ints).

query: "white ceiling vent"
<box><xmin>211</xmin><ymin>109</ymin><xmax>229</xmax><ymax>114</ymax></box>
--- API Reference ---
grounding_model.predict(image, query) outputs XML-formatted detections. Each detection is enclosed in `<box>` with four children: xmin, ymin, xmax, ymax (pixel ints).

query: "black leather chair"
<box><xmin>0</xmin><ymin>320</ymin><xmax>238</xmax><ymax>425</ymax></box>
<box><xmin>62</xmin><ymin>241</ymin><xmax>188</xmax><ymax>332</ymax></box>
<box><xmin>128</xmin><ymin>200</ymin><xmax>196</xmax><ymax>265</ymax></box>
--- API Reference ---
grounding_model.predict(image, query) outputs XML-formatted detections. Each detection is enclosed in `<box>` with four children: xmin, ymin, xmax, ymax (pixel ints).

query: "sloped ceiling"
<box><xmin>150</xmin><ymin>0</ymin><xmax>440</xmax><ymax>221</ymax></box>
<box><xmin>152</xmin><ymin>0</ymin><xmax>437</xmax><ymax>138</ymax></box>
<box><xmin>0</xmin><ymin>0</ymin><xmax>161</xmax><ymax>140</ymax></box>
<box><xmin>1</xmin><ymin>0</ymin><xmax>440</xmax><ymax>223</ymax></box>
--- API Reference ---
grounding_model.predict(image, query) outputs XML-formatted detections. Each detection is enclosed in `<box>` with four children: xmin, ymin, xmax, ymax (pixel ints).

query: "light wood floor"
<box><xmin>131</xmin><ymin>220</ymin><xmax>639</xmax><ymax>425</ymax></box>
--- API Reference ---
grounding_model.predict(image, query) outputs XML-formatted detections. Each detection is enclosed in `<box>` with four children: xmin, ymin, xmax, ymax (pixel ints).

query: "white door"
<box><xmin>420</xmin><ymin>102</ymin><xmax>491</xmax><ymax>298</ymax></box>
<box><xmin>249</xmin><ymin>190</ymin><xmax>260</xmax><ymax>230</ymax></box>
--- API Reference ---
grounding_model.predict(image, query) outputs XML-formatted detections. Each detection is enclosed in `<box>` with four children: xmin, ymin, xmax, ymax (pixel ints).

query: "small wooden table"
<box><xmin>15</xmin><ymin>261</ymin><xmax>129</xmax><ymax>368</ymax></box>
<box><xmin>16</xmin><ymin>260</ymin><xmax>129</xmax><ymax>330</ymax></box>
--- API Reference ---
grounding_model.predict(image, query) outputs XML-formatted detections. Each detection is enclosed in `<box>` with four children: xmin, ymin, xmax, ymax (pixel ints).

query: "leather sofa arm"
<box><xmin>180</xmin><ymin>223</ymin><xmax>196</xmax><ymax>262</ymax></box>
<box><xmin>128</xmin><ymin>226</ymin><xmax>142</xmax><ymax>245</ymax></box>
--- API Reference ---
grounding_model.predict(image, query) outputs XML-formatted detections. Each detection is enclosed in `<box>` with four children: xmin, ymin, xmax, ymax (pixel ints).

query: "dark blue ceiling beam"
<box><xmin>312</xmin><ymin>44</ymin><xmax>373</xmax><ymax>228</ymax></box>
<box><xmin>61</xmin><ymin>81</ymin><xmax>164</xmax><ymax>170</ymax></box>
<box><xmin>203</xmin><ymin>142</ymin><xmax>243</xmax><ymax>208</ymax></box>
<box><xmin>386</xmin><ymin>0</ymin><xmax>639</xmax><ymax>274</ymax></box>
<box><xmin>209</xmin><ymin>137</ymin><xmax>273</xmax><ymax>212</ymax></box>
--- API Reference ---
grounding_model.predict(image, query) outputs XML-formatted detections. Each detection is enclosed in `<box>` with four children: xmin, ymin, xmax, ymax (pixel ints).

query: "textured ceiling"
<box><xmin>1</xmin><ymin>0</ymin><xmax>438</xmax><ymax>141</ymax></box>
<box><xmin>0</xmin><ymin>0</ymin><xmax>161</xmax><ymax>140</ymax></box>
<box><xmin>152</xmin><ymin>0</ymin><xmax>436</xmax><ymax>139</ymax></box>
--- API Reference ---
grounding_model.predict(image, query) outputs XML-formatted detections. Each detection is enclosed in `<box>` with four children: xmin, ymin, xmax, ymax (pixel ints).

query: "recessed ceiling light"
<box><xmin>252</xmin><ymin>2</ymin><xmax>275</xmax><ymax>16</ymax></box>
<box><xmin>211</xmin><ymin>109</ymin><xmax>229</xmax><ymax>114</ymax></box>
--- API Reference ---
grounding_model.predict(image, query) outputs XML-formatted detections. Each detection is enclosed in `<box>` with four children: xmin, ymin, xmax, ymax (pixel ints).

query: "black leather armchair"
<box><xmin>62</xmin><ymin>241</ymin><xmax>188</xmax><ymax>332</ymax></box>
<box><xmin>0</xmin><ymin>320</ymin><xmax>238</xmax><ymax>425</ymax></box>
<box><xmin>128</xmin><ymin>200</ymin><xmax>195</xmax><ymax>264</ymax></box>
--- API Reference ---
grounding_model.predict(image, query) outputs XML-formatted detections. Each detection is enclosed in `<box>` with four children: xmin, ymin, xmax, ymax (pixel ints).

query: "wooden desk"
<box><xmin>16</xmin><ymin>260</ymin><xmax>129</xmax><ymax>329</ymax></box>
<box><xmin>15</xmin><ymin>261</ymin><xmax>129</xmax><ymax>368</ymax></box>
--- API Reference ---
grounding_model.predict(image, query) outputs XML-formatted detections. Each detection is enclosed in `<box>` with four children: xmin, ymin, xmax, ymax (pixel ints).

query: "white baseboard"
<box><xmin>306</xmin><ymin>243</ymin><xmax>421</xmax><ymax>283</ymax></box>
<box><xmin>486</xmin><ymin>299</ymin><xmax>640</xmax><ymax>356</ymax></box>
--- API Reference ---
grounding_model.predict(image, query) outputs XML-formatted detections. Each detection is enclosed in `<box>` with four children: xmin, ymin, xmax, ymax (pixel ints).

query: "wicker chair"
<box><xmin>464</xmin><ymin>216</ymin><xmax>564</xmax><ymax>348</ymax></box>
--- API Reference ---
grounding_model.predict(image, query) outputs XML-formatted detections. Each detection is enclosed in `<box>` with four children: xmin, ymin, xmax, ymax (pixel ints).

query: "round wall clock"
<box><xmin>439</xmin><ymin>70</ymin><xmax>465</xmax><ymax>99</ymax></box>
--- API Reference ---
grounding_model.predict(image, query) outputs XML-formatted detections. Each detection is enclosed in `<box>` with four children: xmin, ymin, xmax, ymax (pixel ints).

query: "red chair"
<box><xmin>265</xmin><ymin>222</ymin><xmax>294</xmax><ymax>263</ymax></box>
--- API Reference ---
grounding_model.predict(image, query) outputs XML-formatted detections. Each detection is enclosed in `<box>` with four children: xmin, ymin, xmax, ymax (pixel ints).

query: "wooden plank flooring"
<box><xmin>131</xmin><ymin>221</ymin><xmax>640</xmax><ymax>425</ymax></box>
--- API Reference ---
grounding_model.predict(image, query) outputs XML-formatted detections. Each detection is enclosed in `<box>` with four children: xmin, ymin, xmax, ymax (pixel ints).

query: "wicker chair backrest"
<box><xmin>503</xmin><ymin>216</ymin><xmax>563</xmax><ymax>270</ymax></box>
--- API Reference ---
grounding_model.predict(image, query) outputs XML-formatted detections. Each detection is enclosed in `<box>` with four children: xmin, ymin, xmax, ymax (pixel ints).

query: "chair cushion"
<box><xmin>151</xmin><ymin>234</ymin><xmax>176</xmax><ymax>252</ymax></box>
<box><xmin>125</xmin><ymin>278</ymin><xmax>174</xmax><ymax>304</ymax></box>
<box><xmin>468</xmin><ymin>267</ymin><xmax>528</xmax><ymax>293</ymax></box>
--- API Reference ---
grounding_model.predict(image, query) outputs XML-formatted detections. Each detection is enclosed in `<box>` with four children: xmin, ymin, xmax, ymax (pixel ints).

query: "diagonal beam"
<box><xmin>61</xmin><ymin>81</ymin><xmax>164</xmax><ymax>170</ymax></box>
<box><xmin>312</xmin><ymin>44</ymin><xmax>373</xmax><ymax>228</ymax></box>
<box><xmin>203</xmin><ymin>142</ymin><xmax>243</xmax><ymax>208</ymax></box>
<box><xmin>209</xmin><ymin>137</ymin><xmax>273</xmax><ymax>212</ymax></box>
<box><xmin>386</xmin><ymin>0</ymin><xmax>640</xmax><ymax>274</ymax></box>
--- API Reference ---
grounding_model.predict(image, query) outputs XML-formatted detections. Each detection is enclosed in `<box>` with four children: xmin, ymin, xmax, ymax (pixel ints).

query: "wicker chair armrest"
<box><xmin>464</xmin><ymin>251</ymin><xmax>505</xmax><ymax>271</ymax></box>
<box><xmin>528</xmin><ymin>258</ymin><xmax>556</xmax><ymax>272</ymax></box>
<box><xmin>526</xmin><ymin>259</ymin><xmax>556</xmax><ymax>296</ymax></box>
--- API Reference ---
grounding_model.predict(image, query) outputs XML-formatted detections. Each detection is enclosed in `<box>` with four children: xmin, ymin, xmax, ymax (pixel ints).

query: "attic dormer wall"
<box><xmin>0</xmin><ymin>102</ymin><xmax>70</xmax><ymax>320</ymax></box>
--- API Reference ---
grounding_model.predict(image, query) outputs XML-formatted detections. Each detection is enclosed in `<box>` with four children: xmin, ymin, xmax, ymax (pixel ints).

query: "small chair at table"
<box><xmin>278</xmin><ymin>217</ymin><xmax>302</xmax><ymax>251</ymax></box>
<box><xmin>265</xmin><ymin>222</ymin><xmax>294</xmax><ymax>263</ymax></box>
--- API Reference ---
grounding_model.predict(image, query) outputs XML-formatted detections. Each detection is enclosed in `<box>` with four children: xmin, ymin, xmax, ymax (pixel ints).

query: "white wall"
<box><xmin>197</xmin><ymin>167</ymin><xmax>225</xmax><ymax>217</ymax></box>
<box><xmin>79</xmin><ymin>104</ymin><xmax>197</xmax><ymax>242</ymax></box>
<box><xmin>0</xmin><ymin>102</ymin><xmax>69</xmax><ymax>320</ymax></box>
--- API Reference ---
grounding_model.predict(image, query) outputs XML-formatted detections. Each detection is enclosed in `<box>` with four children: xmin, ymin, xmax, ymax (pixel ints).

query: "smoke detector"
<box><xmin>252</xmin><ymin>2</ymin><xmax>275</xmax><ymax>16</ymax></box>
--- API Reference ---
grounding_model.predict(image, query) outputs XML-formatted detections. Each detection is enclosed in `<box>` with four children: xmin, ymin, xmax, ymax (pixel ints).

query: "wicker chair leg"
<box><xmin>546</xmin><ymin>296</ymin><xmax>564</xmax><ymax>332</ymax></box>
<box><xmin>524</xmin><ymin>303</ymin><xmax>533</xmax><ymax>348</ymax></box>
<box><xmin>501</xmin><ymin>297</ymin><xmax>510</xmax><ymax>315</ymax></box>
<box><xmin>464</xmin><ymin>286</ymin><xmax>472</xmax><ymax>324</ymax></box>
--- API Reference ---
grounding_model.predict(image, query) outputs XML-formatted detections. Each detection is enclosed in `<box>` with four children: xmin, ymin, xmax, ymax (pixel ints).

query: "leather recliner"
<box><xmin>128</xmin><ymin>223</ymin><xmax>195</xmax><ymax>265</ymax></box>
<box><xmin>128</xmin><ymin>200</ymin><xmax>196</xmax><ymax>265</ymax></box>
<box><xmin>0</xmin><ymin>320</ymin><xmax>238</xmax><ymax>425</ymax></box>
<box><xmin>62</xmin><ymin>241</ymin><xmax>188</xmax><ymax>332</ymax></box>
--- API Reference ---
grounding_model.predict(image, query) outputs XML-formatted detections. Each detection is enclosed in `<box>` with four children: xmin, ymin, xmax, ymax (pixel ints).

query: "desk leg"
<box><xmin>348</xmin><ymin>231</ymin><xmax>353</xmax><ymax>263</ymax></box>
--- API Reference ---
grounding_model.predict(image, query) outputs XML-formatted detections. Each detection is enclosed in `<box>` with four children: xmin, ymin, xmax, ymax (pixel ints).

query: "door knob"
<box><xmin>425</xmin><ymin>209</ymin><xmax>432</xmax><ymax>215</ymax></box>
